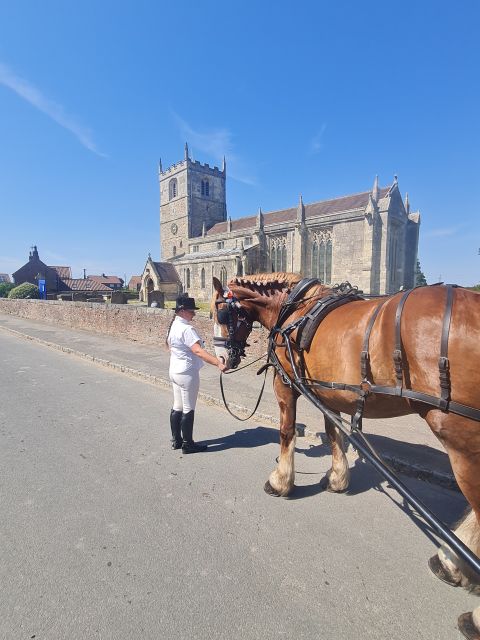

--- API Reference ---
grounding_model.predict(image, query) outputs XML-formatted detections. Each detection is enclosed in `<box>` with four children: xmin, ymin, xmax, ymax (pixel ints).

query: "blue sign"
<box><xmin>38</xmin><ymin>279</ymin><xmax>46</xmax><ymax>300</ymax></box>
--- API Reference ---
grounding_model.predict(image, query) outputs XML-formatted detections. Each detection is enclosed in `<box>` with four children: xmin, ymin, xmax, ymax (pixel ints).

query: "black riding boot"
<box><xmin>170</xmin><ymin>409</ymin><xmax>183</xmax><ymax>449</ymax></box>
<box><xmin>180</xmin><ymin>411</ymin><xmax>207</xmax><ymax>454</ymax></box>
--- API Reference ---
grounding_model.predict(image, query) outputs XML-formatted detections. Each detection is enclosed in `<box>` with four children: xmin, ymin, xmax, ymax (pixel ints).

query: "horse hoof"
<box><xmin>319</xmin><ymin>476</ymin><xmax>347</xmax><ymax>493</ymax></box>
<box><xmin>264</xmin><ymin>480</ymin><xmax>281</xmax><ymax>497</ymax></box>
<box><xmin>428</xmin><ymin>554</ymin><xmax>460</xmax><ymax>587</ymax></box>
<box><xmin>458</xmin><ymin>612</ymin><xmax>480</xmax><ymax>640</ymax></box>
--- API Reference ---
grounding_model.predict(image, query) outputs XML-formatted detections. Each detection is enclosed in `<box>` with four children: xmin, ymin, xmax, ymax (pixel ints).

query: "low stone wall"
<box><xmin>0</xmin><ymin>299</ymin><xmax>269</xmax><ymax>356</ymax></box>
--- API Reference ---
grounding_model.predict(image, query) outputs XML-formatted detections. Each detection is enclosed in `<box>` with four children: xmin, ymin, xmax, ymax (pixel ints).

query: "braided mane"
<box><xmin>229</xmin><ymin>272</ymin><xmax>302</xmax><ymax>294</ymax></box>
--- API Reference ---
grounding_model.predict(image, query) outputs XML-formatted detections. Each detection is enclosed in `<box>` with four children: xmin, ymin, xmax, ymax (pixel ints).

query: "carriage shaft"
<box><xmin>295</xmin><ymin>380</ymin><xmax>480</xmax><ymax>580</ymax></box>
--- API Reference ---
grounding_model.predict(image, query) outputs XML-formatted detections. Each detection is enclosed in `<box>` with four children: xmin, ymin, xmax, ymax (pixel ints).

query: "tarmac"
<box><xmin>0</xmin><ymin>312</ymin><xmax>458</xmax><ymax>491</ymax></box>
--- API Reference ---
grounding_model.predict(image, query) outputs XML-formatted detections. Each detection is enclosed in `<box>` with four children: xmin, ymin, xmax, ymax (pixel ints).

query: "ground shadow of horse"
<box><xmin>204</xmin><ymin>425</ymin><xmax>279</xmax><ymax>452</ymax></box>
<box><xmin>291</xmin><ymin>434</ymin><xmax>468</xmax><ymax>537</ymax></box>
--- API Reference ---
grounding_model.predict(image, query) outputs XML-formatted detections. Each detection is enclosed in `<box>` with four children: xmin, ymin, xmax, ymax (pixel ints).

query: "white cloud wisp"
<box><xmin>0</xmin><ymin>62</ymin><xmax>106</xmax><ymax>157</ymax></box>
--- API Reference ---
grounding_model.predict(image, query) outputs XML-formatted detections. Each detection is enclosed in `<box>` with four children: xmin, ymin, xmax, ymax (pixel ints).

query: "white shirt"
<box><xmin>168</xmin><ymin>316</ymin><xmax>204</xmax><ymax>374</ymax></box>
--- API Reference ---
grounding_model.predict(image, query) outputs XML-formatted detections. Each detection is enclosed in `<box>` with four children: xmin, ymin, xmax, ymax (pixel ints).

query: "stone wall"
<box><xmin>0</xmin><ymin>299</ymin><xmax>269</xmax><ymax>356</ymax></box>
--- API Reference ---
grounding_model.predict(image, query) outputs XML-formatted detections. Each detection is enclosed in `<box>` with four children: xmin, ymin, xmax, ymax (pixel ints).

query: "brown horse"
<box><xmin>211</xmin><ymin>273</ymin><xmax>480</xmax><ymax>637</ymax></box>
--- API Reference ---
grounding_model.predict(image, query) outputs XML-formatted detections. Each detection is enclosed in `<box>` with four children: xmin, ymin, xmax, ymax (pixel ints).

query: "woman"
<box><xmin>166</xmin><ymin>295</ymin><xmax>227</xmax><ymax>453</ymax></box>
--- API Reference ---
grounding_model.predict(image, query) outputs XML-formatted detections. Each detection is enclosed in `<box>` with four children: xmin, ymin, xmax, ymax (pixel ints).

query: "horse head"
<box><xmin>211</xmin><ymin>276</ymin><xmax>253</xmax><ymax>369</ymax></box>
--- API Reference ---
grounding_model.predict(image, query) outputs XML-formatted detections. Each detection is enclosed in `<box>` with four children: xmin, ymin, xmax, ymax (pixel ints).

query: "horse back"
<box><xmin>303</xmin><ymin>286</ymin><xmax>480</xmax><ymax>414</ymax></box>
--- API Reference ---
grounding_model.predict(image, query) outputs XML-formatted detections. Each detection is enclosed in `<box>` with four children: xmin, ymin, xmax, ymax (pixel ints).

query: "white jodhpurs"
<box><xmin>169</xmin><ymin>370</ymin><xmax>200</xmax><ymax>413</ymax></box>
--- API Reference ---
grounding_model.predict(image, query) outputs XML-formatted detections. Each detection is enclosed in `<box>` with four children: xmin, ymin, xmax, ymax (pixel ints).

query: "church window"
<box><xmin>173</xmin><ymin>246</ymin><xmax>176</xmax><ymax>256</ymax></box>
<box><xmin>169</xmin><ymin>178</ymin><xmax>177</xmax><ymax>200</ymax></box>
<box><xmin>220</xmin><ymin>266</ymin><xmax>227</xmax><ymax>287</ymax></box>
<box><xmin>319</xmin><ymin>241</ymin><xmax>326</xmax><ymax>281</ymax></box>
<box><xmin>217</xmin><ymin>241</ymin><xmax>224</xmax><ymax>250</ymax></box>
<box><xmin>281</xmin><ymin>243</ymin><xmax>287</xmax><ymax>272</ymax></box>
<box><xmin>201</xmin><ymin>180</ymin><xmax>210</xmax><ymax>197</ymax></box>
<box><xmin>325</xmin><ymin>240</ymin><xmax>332</xmax><ymax>283</ymax></box>
<box><xmin>201</xmin><ymin>268</ymin><xmax>205</xmax><ymax>289</ymax></box>
<box><xmin>192</xmin><ymin>245</ymin><xmax>199</xmax><ymax>253</ymax></box>
<box><xmin>244</xmin><ymin>236</ymin><xmax>252</xmax><ymax>247</ymax></box>
<box><xmin>270</xmin><ymin>236</ymin><xmax>287</xmax><ymax>271</ymax></box>
<box><xmin>186</xmin><ymin>268</ymin><xmax>191</xmax><ymax>289</ymax></box>
<box><xmin>311</xmin><ymin>242</ymin><xmax>319</xmax><ymax>278</ymax></box>
<box><xmin>311</xmin><ymin>233</ymin><xmax>332</xmax><ymax>283</ymax></box>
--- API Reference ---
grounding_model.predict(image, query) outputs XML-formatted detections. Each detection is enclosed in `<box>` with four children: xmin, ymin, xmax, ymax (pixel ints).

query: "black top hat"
<box><xmin>175</xmin><ymin>295</ymin><xmax>199</xmax><ymax>311</ymax></box>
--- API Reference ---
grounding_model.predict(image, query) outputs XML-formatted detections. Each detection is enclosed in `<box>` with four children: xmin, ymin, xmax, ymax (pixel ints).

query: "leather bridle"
<box><xmin>213</xmin><ymin>289</ymin><xmax>253</xmax><ymax>369</ymax></box>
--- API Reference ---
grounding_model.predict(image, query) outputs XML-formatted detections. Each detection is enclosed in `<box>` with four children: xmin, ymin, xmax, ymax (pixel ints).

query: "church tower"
<box><xmin>159</xmin><ymin>144</ymin><xmax>227</xmax><ymax>260</ymax></box>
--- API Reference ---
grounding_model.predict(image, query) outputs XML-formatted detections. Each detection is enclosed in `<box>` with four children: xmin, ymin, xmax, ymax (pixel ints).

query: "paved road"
<box><xmin>0</xmin><ymin>331</ymin><xmax>477</xmax><ymax>640</ymax></box>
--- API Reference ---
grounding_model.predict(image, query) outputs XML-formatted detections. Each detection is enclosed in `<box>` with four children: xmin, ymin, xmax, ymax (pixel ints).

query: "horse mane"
<box><xmin>228</xmin><ymin>272</ymin><xmax>303</xmax><ymax>296</ymax></box>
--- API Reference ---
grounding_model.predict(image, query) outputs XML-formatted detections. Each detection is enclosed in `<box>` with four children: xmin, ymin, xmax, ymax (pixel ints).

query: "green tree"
<box><xmin>7</xmin><ymin>282</ymin><xmax>40</xmax><ymax>299</ymax></box>
<box><xmin>0</xmin><ymin>282</ymin><xmax>15</xmax><ymax>298</ymax></box>
<box><xmin>415</xmin><ymin>260</ymin><xmax>427</xmax><ymax>286</ymax></box>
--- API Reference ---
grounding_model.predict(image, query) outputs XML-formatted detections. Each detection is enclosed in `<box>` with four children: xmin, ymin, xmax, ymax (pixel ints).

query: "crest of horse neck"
<box><xmin>239</xmin><ymin>290</ymin><xmax>288</xmax><ymax>330</ymax></box>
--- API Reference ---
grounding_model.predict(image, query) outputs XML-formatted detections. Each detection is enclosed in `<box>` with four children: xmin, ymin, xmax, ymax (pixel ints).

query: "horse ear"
<box><xmin>212</xmin><ymin>277</ymin><xmax>223</xmax><ymax>294</ymax></box>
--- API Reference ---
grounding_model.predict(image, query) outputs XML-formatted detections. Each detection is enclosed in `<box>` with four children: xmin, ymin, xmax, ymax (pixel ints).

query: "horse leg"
<box><xmin>322</xmin><ymin>414</ymin><xmax>350</xmax><ymax>492</ymax></box>
<box><xmin>423</xmin><ymin>411</ymin><xmax>480</xmax><ymax>592</ymax></box>
<box><xmin>264</xmin><ymin>375</ymin><xmax>298</xmax><ymax>497</ymax></box>
<box><xmin>458</xmin><ymin>598</ymin><xmax>480</xmax><ymax>639</ymax></box>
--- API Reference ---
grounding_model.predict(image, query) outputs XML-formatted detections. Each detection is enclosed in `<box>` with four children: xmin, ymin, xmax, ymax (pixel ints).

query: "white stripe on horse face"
<box><xmin>213</xmin><ymin>321</ymin><xmax>229</xmax><ymax>363</ymax></box>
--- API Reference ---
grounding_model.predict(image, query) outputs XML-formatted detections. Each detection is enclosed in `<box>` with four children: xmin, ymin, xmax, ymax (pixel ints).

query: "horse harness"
<box><xmin>266</xmin><ymin>279</ymin><xmax>480</xmax><ymax>427</ymax></box>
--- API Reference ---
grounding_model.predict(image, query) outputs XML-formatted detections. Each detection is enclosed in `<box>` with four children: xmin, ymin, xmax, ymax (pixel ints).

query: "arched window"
<box><xmin>271</xmin><ymin>245</ymin><xmax>276</xmax><ymax>271</ymax></box>
<box><xmin>173</xmin><ymin>246</ymin><xmax>176</xmax><ymax>256</ymax></box>
<box><xmin>169</xmin><ymin>178</ymin><xmax>177</xmax><ymax>200</ymax></box>
<box><xmin>186</xmin><ymin>268</ymin><xmax>190</xmax><ymax>290</ymax></box>
<box><xmin>201</xmin><ymin>268</ymin><xmax>205</xmax><ymax>289</ymax></box>
<box><xmin>220</xmin><ymin>266</ymin><xmax>227</xmax><ymax>287</ymax></box>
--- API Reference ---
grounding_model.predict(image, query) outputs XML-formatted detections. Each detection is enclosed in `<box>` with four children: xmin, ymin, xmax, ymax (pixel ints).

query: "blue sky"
<box><xmin>0</xmin><ymin>0</ymin><xmax>479</xmax><ymax>285</ymax></box>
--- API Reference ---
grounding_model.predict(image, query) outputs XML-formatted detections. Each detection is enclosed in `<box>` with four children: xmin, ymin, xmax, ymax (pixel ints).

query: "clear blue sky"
<box><xmin>1</xmin><ymin>0</ymin><xmax>479</xmax><ymax>285</ymax></box>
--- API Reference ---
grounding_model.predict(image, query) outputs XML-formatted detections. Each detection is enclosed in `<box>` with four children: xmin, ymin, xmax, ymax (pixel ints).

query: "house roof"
<box><xmin>206</xmin><ymin>186</ymin><xmax>392</xmax><ymax>235</ymax></box>
<box><xmin>88</xmin><ymin>275</ymin><xmax>124</xmax><ymax>285</ymax></box>
<box><xmin>152</xmin><ymin>261</ymin><xmax>181</xmax><ymax>284</ymax></box>
<box><xmin>128</xmin><ymin>276</ymin><xmax>142</xmax><ymax>287</ymax></box>
<box><xmin>49</xmin><ymin>266</ymin><xmax>72</xmax><ymax>279</ymax></box>
<box><xmin>59</xmin><ymin>278</ymin><xmax>111</xmax><ymax>292</ymax></box>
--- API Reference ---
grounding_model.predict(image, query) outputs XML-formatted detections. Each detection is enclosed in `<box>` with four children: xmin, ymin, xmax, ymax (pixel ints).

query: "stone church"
<box><xmin>159</xmin><ymin>144</ymin><xmax>420</xmax><ymax>301</ymax></box>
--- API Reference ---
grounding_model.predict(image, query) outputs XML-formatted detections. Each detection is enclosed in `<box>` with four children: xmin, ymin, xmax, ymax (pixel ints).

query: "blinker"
<box><xmin>217</xmin><ymin>308</ymin><xmax>230</xmax><ymax>325</ymax></box>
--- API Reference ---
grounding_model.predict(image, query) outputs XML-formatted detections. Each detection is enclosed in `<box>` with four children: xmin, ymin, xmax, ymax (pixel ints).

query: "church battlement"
<box><xmin>159</xmin><ymin>159</ymin><xmax>187</xmax><ymax>177</ymax></box>
<box><xmin>190</xmin><ymin>159</ymin><xmax>224</xmax><ymax>175</ymax></box>
<box><xmin>159</xmin><ymin>157</ymin><xmax>225</xmax><ymax>177</ymax></box>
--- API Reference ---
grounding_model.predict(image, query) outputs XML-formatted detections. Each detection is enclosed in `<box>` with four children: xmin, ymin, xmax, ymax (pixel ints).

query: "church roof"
<box><xmin>206</xmin><ymin>186</ymin><xmax>391</xmax><ymax>235</ymax></box>
<box><xmin>171</xmin><ymin>247</ymin><xmax>241</xmax><ymax>261</ymax></box>
<box><xmin>152</xmin><ymin>261</ymin><xmax>181</xmax><ymax>283</ymax></box>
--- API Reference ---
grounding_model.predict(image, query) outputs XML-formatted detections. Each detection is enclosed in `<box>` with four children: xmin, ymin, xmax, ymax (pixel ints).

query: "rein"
<box><xmin>219</xmin><ymin>354</ymin><xmax>269</xmax><ymax>421</ymax></box>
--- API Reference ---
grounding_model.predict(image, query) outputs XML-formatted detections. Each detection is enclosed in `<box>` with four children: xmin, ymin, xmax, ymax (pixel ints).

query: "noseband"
<box><xmin>214</xmin><ymin>290</ymin><xmax>252</xmax><ymax>368</ymax></box>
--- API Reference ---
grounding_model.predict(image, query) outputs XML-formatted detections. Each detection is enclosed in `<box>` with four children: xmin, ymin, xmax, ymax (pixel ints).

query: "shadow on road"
<box><xmin>204</xmin><ymin>425</ymin><xmax>279</xmax><ymax>451</ymax></box>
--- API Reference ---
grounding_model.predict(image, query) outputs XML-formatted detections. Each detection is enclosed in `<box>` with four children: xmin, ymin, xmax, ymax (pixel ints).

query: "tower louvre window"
<box><xmin>201</xmin><ymin>180</ymin><xmax>210</xmax><ymax>197</ymax></box>
<box><xmin>169</xmin><ymin>178</ymin><xmax>177</xmax><ymax>200</ymax></box>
